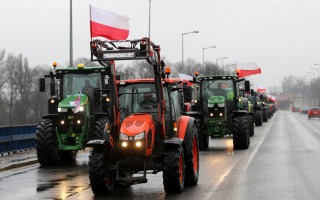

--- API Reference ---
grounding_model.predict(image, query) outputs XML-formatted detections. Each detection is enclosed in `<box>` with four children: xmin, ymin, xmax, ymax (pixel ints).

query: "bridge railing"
<box><xmin>0</xmin><ymin>125</ymin><xmax>37</xmax><ymax>154</ymax></box>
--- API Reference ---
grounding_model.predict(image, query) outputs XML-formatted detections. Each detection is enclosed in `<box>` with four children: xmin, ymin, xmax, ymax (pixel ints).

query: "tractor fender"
<box><xmin>232</xmin><ymin>110</ymin><xmax>248</xmax><ymax>117</ymax></box>
<box><xmin>86</xmin><ymin>139</ymin><xmax>108</xmax><ymax>148</ymax></box>
<box><xmin>176</xmin><ymin>116</ymin><xmax>194</xmax><ymax>140</ymax></box>
<box><xmin>164</xmin><ymin>137</ymin><xmax>183</xmax><ymax>150</ymax></box>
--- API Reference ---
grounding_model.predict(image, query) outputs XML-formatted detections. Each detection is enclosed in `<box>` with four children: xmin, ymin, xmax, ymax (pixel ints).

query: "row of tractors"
<box><xmin>35</xmin><ymin>38</ymin><xmax>276</xmax><ymax>195</ymax></box>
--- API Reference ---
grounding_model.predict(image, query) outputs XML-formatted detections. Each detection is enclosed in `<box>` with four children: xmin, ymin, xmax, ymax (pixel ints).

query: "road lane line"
<box><xmin>243</xmin><ymin>112</ymin><xmax>277</xmax><ymax>170</ymax></box>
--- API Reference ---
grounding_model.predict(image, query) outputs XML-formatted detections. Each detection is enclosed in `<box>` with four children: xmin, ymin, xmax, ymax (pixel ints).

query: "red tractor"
<box><xmin>87</xmin><ymin>38</ymin><xmax>199</xmax><ymax>194</ymax></box>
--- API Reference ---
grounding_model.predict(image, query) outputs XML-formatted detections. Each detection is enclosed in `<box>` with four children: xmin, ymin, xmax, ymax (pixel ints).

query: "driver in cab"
<box><xmin>139</xmin><ymin>92</ymin><xmax>157</xmax><ymax>110</ymax></box>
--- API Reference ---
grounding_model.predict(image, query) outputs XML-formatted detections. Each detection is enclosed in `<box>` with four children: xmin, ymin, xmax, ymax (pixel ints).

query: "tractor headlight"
<box><xmin>119</xmin><ymin>133</ymin><xmax>129</xmax><ymax>140</ymax></box>
<box><xmin>50</xmin><ymin>99</ymin><xmax>55</xmax><ymax>104</ymax></box>
<box><xmin>79</xmin><ymin>106</ymin><xmax>84</xmax><ymax>111</ymax></box>
<box><xmin>135</xmin><ymin>141</ymin><xmax>142</xmax><ymax>147</ymax></box>
<box><xmin>210</xmin><ymin>113</ymin><xmax>214</xmax><ymax>117</ymax></box>
<box><xmin>208</xmin><ymin>103</ymin><xmax>214</xmax><ymax>108</ymax></box>
<box><xmin>134</xmin><ymin>132</ymin><xmax>145</xmax><ymax>140</ymax></box>
<box><xmin>217</xmin><ymin>103</ymin><xmax>225</xmax><ymax>107</ymax></box>
<box><xmin>121</xmin><ymin>141</ymin><xmax>128</xmax><ymax>147</ymax></box>
<box><xmin>219</xmin><ymin>113</ymin><xmax>223</xmax><ymax>117</ymax></box>
<box><xmin>58</xmin><ymin>108</ymin><xmax>67</xmax><ymax>112</ymax></box>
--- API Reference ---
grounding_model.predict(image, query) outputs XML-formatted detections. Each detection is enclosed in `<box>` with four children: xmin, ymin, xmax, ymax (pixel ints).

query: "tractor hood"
<box><xmin>58</xmin><ymin>94</ymin><xmax>88</xmax><ymax>108</ymax></box>
<box><xmin>120</xmin><ymin>114</ymin><xmax>154</xmax><ymax>137</ymax></box>
<box><xmin>208</xmin><ymin>96</ymin><xmax>225</xmax><ymax>104</ymax></box>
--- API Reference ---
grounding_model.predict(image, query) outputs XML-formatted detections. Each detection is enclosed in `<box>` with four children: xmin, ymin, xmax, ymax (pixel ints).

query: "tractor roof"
<box><xmin>198</xmin><ymin>75</ymin><xmax>238</xmax><ymax>81</ymax></box>
<box><xmin>55</xmin><ymin>66</ymin><xmax>107</xmax><ymax>74</ymax></box>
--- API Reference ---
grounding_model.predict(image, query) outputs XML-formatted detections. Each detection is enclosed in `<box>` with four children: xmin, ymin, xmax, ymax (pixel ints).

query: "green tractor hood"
<box><xmin>208</xmin><ymin>96</ymin><xmax>225</xmax><ymax>105</ymax></box>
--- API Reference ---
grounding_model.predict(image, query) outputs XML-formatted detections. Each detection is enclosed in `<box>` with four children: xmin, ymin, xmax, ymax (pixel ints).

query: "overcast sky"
<box><xmin>1</xmin><ymin>0</ymin><xmax>320</xmax><ymax>91</ymax></box>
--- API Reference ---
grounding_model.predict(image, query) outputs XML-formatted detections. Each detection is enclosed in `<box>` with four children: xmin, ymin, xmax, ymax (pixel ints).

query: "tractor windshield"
<box><xmin>63</xmin><ymin>73</ymin><xmax>101</xmax><ymax>98</ymax></box>
<box><xmin>118</xmin><ymin>83</ymin><xmax>157</xmax><ymax>120</ymax></box>
<box><xmin>201</xmin><ymin>79</ymin><xmax>234</xmax><ymax>100</ymax></box>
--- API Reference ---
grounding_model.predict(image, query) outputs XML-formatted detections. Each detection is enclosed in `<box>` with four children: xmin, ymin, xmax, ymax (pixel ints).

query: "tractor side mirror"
<box><xmin>244</xmin><ymin>80</ymin><xmax>250</xmax><ymax>92</ymax></box>
<box><xmin>39</xmin><ymin>78</ymin><xmax>45</xmax><ymax>92</ymax></box>
<box><xmin>184</xmin><ymin>86</ymin><xmax>192</xmax><ymax>102</ymax></box>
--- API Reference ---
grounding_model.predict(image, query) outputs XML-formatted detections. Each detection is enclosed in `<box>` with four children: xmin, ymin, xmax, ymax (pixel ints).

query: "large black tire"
<box><xmin>163</xmin><ymin>145</ymin><xmax>185</xmax><ymax>193</ymax></box>
<box><xmin>199</xmin><ymin>128</ymin><xmax>209</xmax><ymax>150</ymax></box>
<box><xmin>255</xmin><ymin>110</ymin><xmax>263</xmax><ymax>126</ymax></box>
<box><xmin>89</xmin><ymin>150</ymin><xmax>114</xmax><ymax>195</ymax></box>
<box><xmin>249</xmin><ymin>115</ymin><xmax>255</xmax><ymax>137</ymax></box>
<box><xmin>185</xmin><ymin>125</ymin><xmax>199</xmax><ymax>186</ymax></box>
<box><xmin>232</xmin><ymin>115</ymin><xmax>250</xmax><ymax>150</ymax></box>
<box><xmin>90</xmin><ymin>118</ymin><xmax>108</xmax><ymax>140</ymax></box>
<box><xmin>36</xmin><ymin>119</ymin><xmax>60</xmax><ymax>166</ymax></box>
<box><xmin>262</xmin><ymin>110</ymin><xmax>268</xmax><ymax>122</ymax></box>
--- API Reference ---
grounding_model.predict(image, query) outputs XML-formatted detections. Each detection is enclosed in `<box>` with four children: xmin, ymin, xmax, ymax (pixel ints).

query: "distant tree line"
<box><xmin>5</xmin><ymin>47</ymin><xmax>313</xmax><ymax>126</ymax></box>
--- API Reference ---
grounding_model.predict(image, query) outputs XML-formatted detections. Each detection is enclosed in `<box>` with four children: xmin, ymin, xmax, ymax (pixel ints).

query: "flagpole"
<box><xmin>69</xmin><ymin>0</ymin><xmax>73</xmax><ymax>68</ymax></box>
<box><xmin>148</xmin><ymin>0</ymin><xmax>151</xmax><ymax>40</ymax></box>
<box><xmin>89</xmin><ymin>5</ymin><xmax>92</xmax><ymax>42</ymax></box>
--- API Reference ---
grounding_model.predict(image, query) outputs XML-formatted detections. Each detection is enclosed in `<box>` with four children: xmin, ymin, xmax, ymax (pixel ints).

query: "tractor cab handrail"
<box><xmin>90</xmin><ymin>38</ymin><xmax>160</xmax><ymax>66</ymax></box>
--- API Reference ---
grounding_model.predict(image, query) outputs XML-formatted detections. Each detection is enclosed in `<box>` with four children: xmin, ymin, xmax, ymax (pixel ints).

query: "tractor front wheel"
<box><xmin>36</xmin><ymin>119</ymin><xmax>60</xmax><ymax>166</ymax></box>
<box><xmin>89</xmin><ymin>150</ymin><xmax>114</xmax><ymax>195</ymax></box>
<box><xmin>232</xmin><ymin>115</ymin><xmax>250</xmax><ymax>150</ymax></box>
<box><xmin>163</xmin><ymin>145</ymin><xmax>185</xmax><ymax>193</ymax></box>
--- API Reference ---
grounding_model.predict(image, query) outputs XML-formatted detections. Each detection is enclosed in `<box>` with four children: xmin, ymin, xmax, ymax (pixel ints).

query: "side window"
<box><xmin>170</xmin><ymin>90</ymin><xmax>181</xmax><ymax>120</ymax></box>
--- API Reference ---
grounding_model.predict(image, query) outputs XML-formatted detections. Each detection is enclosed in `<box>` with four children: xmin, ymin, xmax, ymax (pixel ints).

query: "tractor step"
<box><xmin>116</xmin><ymin>176</ymin><xmax>148</xmax><ymax>185</ymax></box>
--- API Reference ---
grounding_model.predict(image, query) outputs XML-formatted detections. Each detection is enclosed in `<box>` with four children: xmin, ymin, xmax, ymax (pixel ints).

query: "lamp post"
<box><xmin>216</xmin><ymin>57</ymin><xmax>227</xmax><ymax>67</ymax></box>
<box><xmin>202</xmin><ymin>46</ymin><xmax>216</xmax><ymax>67</ymax></box>
<box><xmin>313</xmin><ymin>64</ymin><xmax>320</xmax><ymax>106</ymax></box>
<box><xmin>182</xmin><ymin>31</ymin><xmax>199</xmax><ymax>68</ymax></box>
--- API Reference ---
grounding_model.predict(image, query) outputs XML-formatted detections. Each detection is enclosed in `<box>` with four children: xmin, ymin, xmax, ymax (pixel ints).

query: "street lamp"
<box><xmin>202</xmin><ymin>46</ymin><xmax>216</xmax><ymax>67</ymax></box>
<box><xmin>216</xmin><ymin>57</ymin><xmax>227</xmax><ymax>67</ymax></box>
<box><xmin>182</xmin><ymin>31</ymin><xmax>199</xmax><ymax>68</ymax></box>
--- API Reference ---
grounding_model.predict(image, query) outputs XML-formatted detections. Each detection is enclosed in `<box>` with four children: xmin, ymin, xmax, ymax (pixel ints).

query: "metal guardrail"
<box><xmin>0</xmin><ymin>124</ymin><xmax>36</xmax><ymax>154</ymax></box>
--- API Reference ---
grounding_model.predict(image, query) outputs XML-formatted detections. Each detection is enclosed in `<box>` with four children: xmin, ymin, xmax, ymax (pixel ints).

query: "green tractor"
<box><xmin>189</xmin><ymin>75</ymin><xmax>252</xmax><ymax>150</ymax></box>
<box><xmin>246</xmin><ymin>90</ymin><xmax>264</xmax><ymax>127</ymax></box>
<box><xmin>36</xmin><ymin>63</ymin><xmax>110</xmax><ymax>166</ymax></box>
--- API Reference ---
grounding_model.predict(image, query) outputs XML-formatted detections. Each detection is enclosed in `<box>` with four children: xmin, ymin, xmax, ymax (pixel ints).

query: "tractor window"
<box><xmin>62</xmin><ymin>73</ymin><xmax>101</xmax><ymax>98</ymax></box>
<box><xmin>201</xmin><ymin>79</ymin><xmax>234</xmax><ymax>100</ymax></box>
<box><xmin>118</xmin><ymin>83</ymin><xmax>157</xmax><ymax>120</ymax></box>
<box><xmin>170</xmin><ymin>90</ymin><xmax>181</xmax><ymax>120</ymax></box>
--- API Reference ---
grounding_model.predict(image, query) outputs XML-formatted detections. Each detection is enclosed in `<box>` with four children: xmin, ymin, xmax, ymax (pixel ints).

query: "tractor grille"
<box><xmin>208</xmin><ymin>105</ymin><xmax>225</xmax><ymax>118</ymax></box>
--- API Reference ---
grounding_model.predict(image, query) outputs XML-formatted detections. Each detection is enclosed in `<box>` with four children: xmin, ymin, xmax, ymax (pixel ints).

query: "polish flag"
<box><xmin>90</xmin><ymin>5</ymin><xmax>130</xmax><ymax>40</ymax></box>
<box><xmin>236</xmin><ymin>61</ymin><xmax>261</xmax><ymax>78</ymax></box>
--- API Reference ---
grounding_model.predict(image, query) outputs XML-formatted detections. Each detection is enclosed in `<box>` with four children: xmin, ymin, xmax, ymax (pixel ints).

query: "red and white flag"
<box><xmin>236</xmin><ymin>61</ymin><xmax>261</xmax><ymax>78</ymax></box>
<box><xmin>90</xmin><ymin>5</ymin><xmax>130</xmax><ymax>40</ymax></box>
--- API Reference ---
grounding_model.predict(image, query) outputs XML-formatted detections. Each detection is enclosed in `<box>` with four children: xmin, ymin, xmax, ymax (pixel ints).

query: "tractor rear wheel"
<box><xmin>36</xmin><ymin>119</ymin><xmax>60</xmax><ymax>166</ymax></box>
<box><xmin>199</xmin><ymin>128</ymin><xmax>209</xmax><ymax>150</ymax></box>
<box><xmin>89</xmin><ymin>150</ymin><xmax>114</xmax><ymax>195</ymax></box>
<box><xmin>249</xmin><ymin>115</ymin><xmax>255</xmax><ymax>137</ymax></box>
<box><xmin>90</xmin><ymin>118</ymin><xmax>108</xmax><ymax>140</ymax></box>
<box><xmin>232</xmin><ymin>115</ymin><xmax>250</xmax><ymax>150</ymax></box>
<box><xmin>255</xmin><ymin>110</ymin><xmax>263</xmax><ymax>126</ymax></box>
<box><xmin>185</xmin><ymin>124</ymin><xmax>199</xmax><ymax>186</ymax></box>
<box><xmin>163</xmin><ymin>145</ymin><xmax>185</xmax><ymax>193</ymax></box>
<box><xmin>262</xmin><ymin>110</ymin><xmax>268</xmax><ymax>122</ymax></box>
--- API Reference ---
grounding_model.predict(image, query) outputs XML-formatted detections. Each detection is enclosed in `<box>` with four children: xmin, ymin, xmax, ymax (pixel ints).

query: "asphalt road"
<box><xmin>1</xmin><ymin>110</ymin><xmax>320</xmax><ymax>200</ymax></box>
